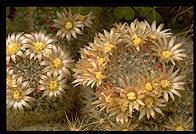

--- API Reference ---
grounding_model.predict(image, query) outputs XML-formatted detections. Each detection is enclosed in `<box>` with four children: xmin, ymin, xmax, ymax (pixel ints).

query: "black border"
<box><xmin>1</xmin><ymin>0</ymin><xmax>195</xmax><ymax>133</ymax></box>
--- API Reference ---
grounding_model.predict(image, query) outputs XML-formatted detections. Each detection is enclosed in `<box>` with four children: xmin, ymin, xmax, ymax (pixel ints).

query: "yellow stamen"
<box><xmin>150</xmin><ymin>34</ymin><xmax>157</xmax><ymax>40</ymax></box>
<box><xmin>70</xmin><ymin>128</ymin><xmax>80</xmax><ymax>131</ymax></box>
<box><xmin>160</xmin><ymin>80</ymin><xmax>171</xmax><ymax>88</ymax></box>
<box><xmin>105</xmin><ymin>95</ymin><xmax>112</xmax><ymax>103</ymax></box>
<box><xmin>132</xmin><ymin>34</ymin><xmax>142</xmax><ymax>46</ymax></box>
<box><xmin>121</xmin><ymin>129</ymin><xmax>129</xmax><ymax>131</ymax></box>
<box><xmin>95</xmin><ymin>71</ymin><xmax>104</xmax><ymax>80</ymax></box>
<box><xmin>144</xmin><ymin>97</ymin><xmax>153</xmax><ymax>106</ymax></box>
<box><xmin>161</xmin><ymin>51</ymin><xmax>172</xmax><ymax>59</ymax></box>
<box><xmin>97</xmin><ymin>57</ymin><xmax>105</xmax><ymax>65</ymax></box>
<box><xmin>127</xmin><ymin>92</ymin><xmax>137</xmax><ymax>101</ymax></box>
<box><xmin>52</xmin><ymin>58</ymin><xmax>63</xmax><ymax>69</ymax></box>
<box><xmin>7</xmin><ymin>76</ymin><xmax>12</xmax><ymax>87</ymax></box>
<box><xmin>12</xmin><ymin>89</ymin><xmax>23</xmax><ymax>101</ymax></box>
<box><xmin>48</xmin><ymin>80</ymin><xmax>59</xmax><ymax>91</ymax></box>
<box><xmin>7</xmin><ymin>43</ymin><xmax>20</xmax><ymax>54</ymax></box>
<box><xmin>176</xmin><ymin>125</ymin><xmax>184</xmax><ymax>131</ymax></box>
<box><xmin>105</xmin><ymin>43</ymin><xmax>115</xmax><ymax>52</ymax></box>
<box><xmin>79</xmin><ymin>15</ymin><xmax>86</xmax><ymax>21</ymax></box>
<box><xmin>33</xmin><ymin>42</ymin><xmax>46</xmax><ymax>52</ymax></box>
<box><xmin>145</xmin><ymin>82</ymin><xmax>153</xmax><ymax>91</ymax></box>
<box><xmin>65</xmin><ymin>21</ymin><xmax>73</xmax><ymax>30</ymax></box>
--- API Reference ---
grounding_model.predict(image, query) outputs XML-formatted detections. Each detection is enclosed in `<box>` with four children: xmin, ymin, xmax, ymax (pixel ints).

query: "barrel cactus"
<box><xmin>73</xmin><ymin>19</ymin><xmax>193</xmax><ymax>130</ymax></box>
<box><xmin>6</xmin><ymin>31</ymin><xmax>75</xmax><ymax>130</ymax></box>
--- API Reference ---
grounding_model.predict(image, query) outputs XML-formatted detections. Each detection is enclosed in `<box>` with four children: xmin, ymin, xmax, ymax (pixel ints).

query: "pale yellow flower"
<box><xmin>77</xmin><ymin>11</ymin><xmax>95</xmax><ymax>28</ymax></box>
<box><xmin>145</xmin><ymin>20</ymin><xmax>172</xmax><ymax>40</ymax></box>
<box><xmin>164</xmin><ymin>114</ymin><xmax>193</xmax><ymax>131</ymax></box>
<box><xmin>139</xmin><ymin>93</ymin><xmax>165</xmax><ymax>120</ymax></box>
<box><xmin>6</xmin><ymin>67</ymin><xmax>16</xmax><ymax>89</ymax></box>
<box><xmin>7</xmin><ymin>76</ymin><xmax>35</xmax><ymax>111</ymax></box>
<box><xmin>6</xmin><ymin>32</ymin><xmax>27</xmax><ymax>64</ymax></box>
<box><xmin>122</xmin><ymin>19</ymin><xmax>149</xmax><ymax>51</ymax></box>
<box><xmin>156</xmin><ymin>65</ymin><xmax>185</xmax><ymax>102</ymax></box>
<box><xmin>24</xmin><ymin>31</ymin><xmax>56</xmax><ymax>61</ymax></box>
<box><xmin>152</xmin><ymin>36</ymin><xmax>187</xmax><ymax>65</ymax></box>
<box><xmin>117</xmin><ymin>77</ymin><xmax>146</xmax><ymax>117</ymax></box>
<box><xmin>38</xmin><ymin>72</ymin><xmax>66</xmax><ymax>98</ymax></box>
<box><xmin>40</xmin><ymin>45</ymin><xmax>73</xmax><ymax>78</ymax></box>
<box><xmin>73</xmin><ymin>59</ymin><xmax>106</xmax><ymax>88</ymax></box>
<box><xmin>52</xmin><ymin>9</ymin><xmax>84</xmax><ymax>41</ymax></box>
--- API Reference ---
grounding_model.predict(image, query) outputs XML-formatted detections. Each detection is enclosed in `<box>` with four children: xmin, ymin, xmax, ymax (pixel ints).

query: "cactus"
<box><xmin>73</xmin><ymin>19</ymin><xmax>194</xmax><ymax>131</ymax></box>
<box><xmin>6</xmin><ymin>7</ymin><xmax>193</xmax><ymax>131</ymax></box>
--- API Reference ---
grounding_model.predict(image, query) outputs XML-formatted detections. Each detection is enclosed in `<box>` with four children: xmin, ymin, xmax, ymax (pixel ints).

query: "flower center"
<box><xmin>176</xmin><ymin>125</ymin><xmax>184</xmax><ymax>131</ymax></box>
<box><xmin>95</xmin><ymin>71</ymin><xmax>104</xmax><ymax>80</ymax></box>
<box><xmin>105</xmin><ymin>95</ymin><xmax>113</xmax><ymax>103</ymax></box>
<box><xmin>97</xmin><ymin>57</ymin><xmax>105</xmax><ymax>65</ymax></box>
<box><xmin>145</xmin><ymin>82</ymin><xmax>153</xmax><ymax>91</ymax></box>
<box><xmin>79</xmin><ymin>15</ymin><xmax>86</xmax><ymax>21</ymax></box>
<box><xmin>132</xmin><ymin>34</ymin><xmax>142</xmax><ymax>46</ymax></box>
<box><xmin>33</xmin><ymin>42</ymin><xmax>46</xmax><ymax>52</ymax></box>
<box><xmin>121</xmin><ymin>129</ymin><xmax>129</xmax><ymax>131</ymax></box>
<box><xmin>144</xmin><ymin>97</ymin><xmax>154</xmax><ymax>106</ymax></box>
<box><xmin>65</xmin><ymin>21</ymin><xmax>73</xmax><ymax>30</ymax></box>
<box><xmin>52</xmin><ymin>58</ymin><xmax>63</xmax><ymax>69</ymax></box>
<box><xmin>150</xmin><ymin>34</ymin><xmax>157</xmax><ymax>40</ymax></box>
<box><xmin>6</xmin><ymin>76</ymin><xmax>12</xmax><ymax>87</ymax></box>
<box><xmin>7</xmin><ymin>43</ymin><xmax>20</xmax><ymax>55</ymax></box>
<box><xmin>70</xmin><ymin>127</ymin><xmax>80</xmax><ymax>131</ymax></box>
<box><xmin>48</xmin><ymin>80</ymin><xmax>59</xmax><ymax>91</ymax></box>
<box><xmin>161</xmin><ymin>51</ymin><xmax>172</xmax><ymax>59</ymax></box>
<box><xmin>12</xmin><ymin>89</ymin><xmax>23</xmax><ymax>101</ymax></box>
<box><xmin>160</xmin><ymin>80</ymin><xmax>171</xmax><ymax>89</ymax></box>
<box><xmin>127</xmin><ymin>92</ymin><xmax>137</xmax><ymax>101</ymax></box>
<box><xmin>105</xmin><ymin>43</ymin><xmax>115</xmax><ymax>52</ymax></box>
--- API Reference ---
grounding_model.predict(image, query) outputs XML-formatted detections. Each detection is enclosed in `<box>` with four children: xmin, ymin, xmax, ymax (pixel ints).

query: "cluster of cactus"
<box><xmin>6</xmin><ymin>7</ymin><xmax>193</xmax><ymax>131</ymax></box>
<box><xmin>73</xmin><ymin>19</ymin><xmax>193</xmax><ymax>130</ymax></box>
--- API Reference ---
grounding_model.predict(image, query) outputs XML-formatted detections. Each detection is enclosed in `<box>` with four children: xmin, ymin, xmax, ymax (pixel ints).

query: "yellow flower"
<box><xmin>6</xmin><ymin>76</ymin><xmax>12</xmax><ymax>87</ymax></box>
<box><xmin>105</xmin><ymin>42</ymin><xmax>115</xmax><ymax>52</ymax></box>
<box><xmin>7</xmin><ymin>43</ymin><xmax>20</xmax><ymax>55</ymax></box>
<box><xmin>52</xmin><ymin>58</ymin><xmax>63</xmax><ymax>69</ymax></box>
<box><xmin>33</xmin><ymin>42</ymin><xmax>46</xmax><ymax>52</ymax></box>
<box><xmin>65</xmin><ymin>21</ymin><xmax>73</xmax><ymax>30</ymax></box>
<box><xmin>97</xmin><ymin>57</ymin><xmax>105</xmax><ymax>65</ymax></box>
<box><xmin>12</xmin><ymin>89</ymin><xmax>23</xmax><ymax>101</ymax></box>
<box><xmin>48</xmin><ymin>80</ymin><xmax>59</xmax><ymax>91</ymax></box>
<box><xmin>150</xmin><ymin>34</ymin><xmax>157</xmax><ymax>40</ymax></box>
<box><xmin>160</xmin><ymin>80</ymin><xmax>171</xmax><ymax>88</ymax></box>
<box><xmin>145</xmin><ymin>82</ymin><xmax>153</xmax><ymax>91</ymax></box>
<box><xmin>132</xmin><ymin>34</ymin><xmax>142</xmax><ymax>46</ymax></box>
<box><xmin>95</xmin><ymin>71</ymin><xmax>104</xmax><ymax>80</ymax></box>
<box><xmin>176</xmin><ymin>125</ymin><xmax>184</xmax><ymax>131</ymax></box>
<box><xmin>105</xmin><ymin>95</ymin><xmax>113</xmax><ymax>103</ymax></box>
<box><xmin>127</xmin><ymin>92</ymin><xmax>137</xmax><ymax>101</ymax></box>
<box><xmin>79</xmin><ymin>15</ymin><xmax>86</xmax><ymax>21</ymax></box>
<box><xmin>161</xmin><ymin>51</ymin><xmax>172</xmax><ymax>59</ymax></box>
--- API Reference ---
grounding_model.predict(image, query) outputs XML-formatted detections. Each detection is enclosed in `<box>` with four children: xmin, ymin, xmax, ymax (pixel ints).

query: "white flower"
<box><xmin>52</xmin><ymin>9</ymin><xmax>84</xmax><ymax>41</ymax></box>
<box><xmin>6</xmin><ymin>32</ymin><xmax>27</xmax><ymax>64</ymax></box>
<box><xmin>41</xmin><ymin>45</ymin><xmax>73</xmax><ymax>77</ymax></box>
<box><xmin>38</xmin><ymin>72</ymin><xmax>66</xmax><ymax>98</ymax></box>
<box><xmin>24</xmin><ymin>31</ymin><xmax>56</xmax><ymax>61</ymax></box>
<box><xmin>7</xmin><ymin>76</ymin><xmax>35</xmax><ymax>111</ymax></box>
